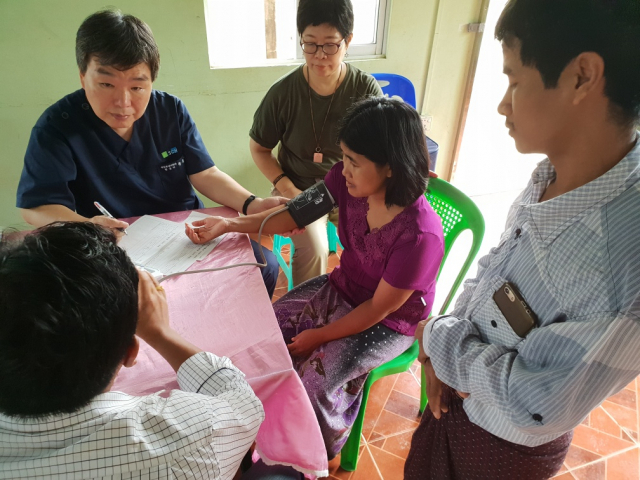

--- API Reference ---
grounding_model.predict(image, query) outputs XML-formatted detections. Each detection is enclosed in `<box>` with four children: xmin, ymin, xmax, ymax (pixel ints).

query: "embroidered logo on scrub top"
<box><xmin>161</xmin><ymin>147</ymin><xmax>178</xmax><ymax>158</ymax></box>
<box><xmin>160</xmin><ymin>157</ymin><xmax>185</xmax><ymax>171</ymax></box>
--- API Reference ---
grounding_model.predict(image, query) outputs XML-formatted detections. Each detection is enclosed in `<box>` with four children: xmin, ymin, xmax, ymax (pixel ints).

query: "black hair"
<box><xmin>338</xmin><ymin>97</ymin><xmax>430</xmax><ymax>208</ymax></box>
<box><xmin>76</xmin><ymin>9</ymin><xmax>160</xmax><ymax>81</ymax></box>
<box><xmin>297</xmin><ymin>0</ymin><xmax>354</xmax><ymax>39</ymax></box>
<box><xmin>0</xmin><ymin>222</ymin><xmax>139</xmax><ymax>417</ymax></box>
<box><xmin>495</xmin><ymin>0</ymin><xmax>640</xmax><ymax>127</ymax></box>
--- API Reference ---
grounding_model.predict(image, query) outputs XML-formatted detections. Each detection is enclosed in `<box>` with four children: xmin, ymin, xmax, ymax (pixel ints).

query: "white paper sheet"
<box><xmin>118</xmin><ymin>214</ymin><xmax>224</xmax><ymax>275</ymax></box>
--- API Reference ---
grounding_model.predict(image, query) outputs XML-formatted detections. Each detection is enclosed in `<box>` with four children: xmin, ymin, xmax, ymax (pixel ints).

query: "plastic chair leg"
<box><xmin>339</xmin><ymin>376</ymin><xmax>373</xmax><ymax>471</ymax></box>
<box><xmin>419</xmin><ymin>363</ymin><xmax>428</xmax><ymax>414</ymax></box>
<box><xmin>327</xmin><ymin>222</ymin><xmax>343</xmax><ymax>254</ymax></box>
<box><xmin>273</xmin><ymin>235</ymin><xmax>294</xmax><ymax>291</ymax></box>
<box><xmin>341</xmin><ymin>342</ymin><xmax>419</xmax><ymax>471</ymax></box>
<box><xmin>328</xmin><ymin>227</ymin><xmax>336</xmax><ymax>254</ymax></box>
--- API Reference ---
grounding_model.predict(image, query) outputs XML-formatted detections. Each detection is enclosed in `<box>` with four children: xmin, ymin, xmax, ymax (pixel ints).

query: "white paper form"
<box><xmin>118</xmin><ymin>214</ymin><xmax>224</xmax><ymax>275</ymax></box>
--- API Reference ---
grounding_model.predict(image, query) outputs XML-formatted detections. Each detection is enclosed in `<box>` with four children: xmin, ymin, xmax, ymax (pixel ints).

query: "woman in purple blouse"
<box><xmin>186</xmin><ymin>97</ymin><xmax>444</xmax><ymax>458</ymax></box>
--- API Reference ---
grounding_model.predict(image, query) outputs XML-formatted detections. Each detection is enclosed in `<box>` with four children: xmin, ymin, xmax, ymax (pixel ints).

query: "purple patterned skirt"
<box><xmin>404</xmin><ymin>386</ymin><xmax>572</xmax><ymax>480</ymax></box>
<box><xmin>274</xmin><ymin>275</ymin><xmax>415</xmax><ymax>459</ymax></box>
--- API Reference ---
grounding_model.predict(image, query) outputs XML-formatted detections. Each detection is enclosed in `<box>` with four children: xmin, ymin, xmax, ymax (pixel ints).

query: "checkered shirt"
<box><xmin>0</xmin><ymin>352</ymin><xmax>264</xmax><ymax>479</ymax></box>
<box><xmin>424</xmin><ymin>136</ymin><xmax>640</xmax><ymax>447</ymax></box>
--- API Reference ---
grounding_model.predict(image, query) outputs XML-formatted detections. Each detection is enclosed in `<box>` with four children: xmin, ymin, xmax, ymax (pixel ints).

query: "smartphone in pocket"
<box><xmin>493</xmin><ymin>282</ymin><xmax>537</xmax><ymax>338</ymax></box>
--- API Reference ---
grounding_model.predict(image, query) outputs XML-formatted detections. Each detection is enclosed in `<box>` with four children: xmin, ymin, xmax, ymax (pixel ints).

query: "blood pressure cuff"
<box><xmin>286</xmin><ymin>181</ymin><xmax>336</xmax><ymax>228</ymax></box>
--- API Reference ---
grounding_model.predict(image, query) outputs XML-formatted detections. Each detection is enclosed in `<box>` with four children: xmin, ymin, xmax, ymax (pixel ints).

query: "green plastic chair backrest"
<box><xmin>338</xmin><ymin>177</ymin><xmax>486</xmax><ymax>472</ymax></box>
<box><xmin>425</xmin><ymin>177</ymin><xmax>485</xmax><ymax>315</ymax></box>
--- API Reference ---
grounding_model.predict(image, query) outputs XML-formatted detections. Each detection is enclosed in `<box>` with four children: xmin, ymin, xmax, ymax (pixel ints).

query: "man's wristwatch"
<box><xmin>242</xmin><ymin>195</ymin><xmax>257</xmax><ymax>215</ymax></box>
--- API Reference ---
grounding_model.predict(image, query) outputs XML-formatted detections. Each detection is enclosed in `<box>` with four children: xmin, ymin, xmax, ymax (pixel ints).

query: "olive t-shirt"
<box><xmin>250</xmin><ymin>63</ymin><xmax>382</xmax><ymax>190</ymax></box>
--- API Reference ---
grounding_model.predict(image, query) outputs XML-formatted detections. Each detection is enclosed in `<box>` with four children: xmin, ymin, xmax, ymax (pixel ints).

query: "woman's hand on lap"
<box><xmin>287</xmin><ymin>329</ymin><xmax>325</xmax><ymax>357</ymax></box>
<box><xmin>185</xmin><ymin>216</ymin><xmax>229</xmax><ymax>244</ymax></box>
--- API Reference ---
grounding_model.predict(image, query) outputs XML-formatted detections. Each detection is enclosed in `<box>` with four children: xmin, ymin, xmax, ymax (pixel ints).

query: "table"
<box><xmin>112</xmin><ymin>207</ymin><xmax>329</xmax><ymax>477</ymax></box>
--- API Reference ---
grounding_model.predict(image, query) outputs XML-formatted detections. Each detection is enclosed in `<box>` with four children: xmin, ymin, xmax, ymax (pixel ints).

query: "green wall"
<box><xmin>0</xmin><ymin>0</ymin><xmax>484</xmax><ymax>229</ymax></box>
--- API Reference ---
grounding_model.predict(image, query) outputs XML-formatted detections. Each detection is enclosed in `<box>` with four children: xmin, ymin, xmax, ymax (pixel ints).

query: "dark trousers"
<box><xmin>404</xmin><ymin>386</ymin><xmax>572</xmax><ymax>480</ymax></box>
<box><xmin>250</xmin><ymin>240</ymin><xmax>278</xmax><ymax>299</ymax></box>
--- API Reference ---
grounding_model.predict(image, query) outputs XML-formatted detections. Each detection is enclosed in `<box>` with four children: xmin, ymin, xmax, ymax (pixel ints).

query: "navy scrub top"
<box><xmin>17</xmin><ymin>89</ymin><xmax>215</xmax><ymax>219</ymax></box>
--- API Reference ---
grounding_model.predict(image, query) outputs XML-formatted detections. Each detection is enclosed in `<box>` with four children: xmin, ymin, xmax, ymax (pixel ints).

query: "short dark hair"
<box><xmin>495</xmin><ymin>0</ymin><xmax>640</xmax><ymax>127</ymax></box>
<box><xmin>76</xmin><ymin>9</ymin><xmax>160</xmax><ymax>81</ymax></box>
<box><xmin>338</xmin><ymin>97</ymin><xmax>430</xmax><ymax>208</ymax></box>
<box><xmin>0</xmin><ymin>222</ymin><xmax>139</xmax><ymax>417</ymax></box>
<box><xmin>297</xmin><ymin>0</ymin><xmax>354</xmax><ymax>39</ymax></box>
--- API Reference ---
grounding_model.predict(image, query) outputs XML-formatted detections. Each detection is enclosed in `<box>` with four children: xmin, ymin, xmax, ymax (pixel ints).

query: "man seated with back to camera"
<box><xmin>15</xmin><ymin>9</ymin><xmax>281</xmax><ymax>298</ymax></box>
<box><xmin>0</xmin><ymin>222</ymin><xmax>264</xmax><ymax>479</ymax></box>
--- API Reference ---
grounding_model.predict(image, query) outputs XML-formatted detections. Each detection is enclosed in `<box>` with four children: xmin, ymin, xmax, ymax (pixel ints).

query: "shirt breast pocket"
<box><xmin>158</xmin><ymin>156</ymin><xmax>191</xmax><ymax>198</ymax></box>
<box><xmin>470</xmin><ymin>275</ymin><xmax>524</xmax><ymax>349</ymax></box>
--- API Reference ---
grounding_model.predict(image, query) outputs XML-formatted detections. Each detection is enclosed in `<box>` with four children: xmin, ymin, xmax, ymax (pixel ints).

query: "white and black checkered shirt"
<box><xmin>0</xmin><ymin>352</ymin><xmax>264</xmax><ymax>479</ymax></box>
<box><xmin>424</xmin><ymin>136</ymin><xmax>640</xmax><ymax>447</ymax></box>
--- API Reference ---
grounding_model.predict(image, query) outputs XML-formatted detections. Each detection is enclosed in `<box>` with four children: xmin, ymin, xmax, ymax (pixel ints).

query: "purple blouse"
<box><xmin>324</xmin><ymin>162</ymin><xmax>445</xmax><ymax>336</ymax></box>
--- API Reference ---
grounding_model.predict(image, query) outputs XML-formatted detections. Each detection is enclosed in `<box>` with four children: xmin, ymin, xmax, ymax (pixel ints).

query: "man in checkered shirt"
<box><xmin>405</xmin><ymin>0</ymin><xmax>640</xmax><ymax>479</ymax></box>
<box><xmin>0</xmin><ymin>222</ymin><xmax>264</xmax><ymax>479</ymax></box>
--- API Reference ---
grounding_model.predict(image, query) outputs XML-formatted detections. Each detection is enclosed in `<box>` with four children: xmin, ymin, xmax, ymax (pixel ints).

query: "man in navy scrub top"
<box><xmin>16</xmin><ymin>9</ymin><xmax>280</xmax><ymax>297</ymax></box>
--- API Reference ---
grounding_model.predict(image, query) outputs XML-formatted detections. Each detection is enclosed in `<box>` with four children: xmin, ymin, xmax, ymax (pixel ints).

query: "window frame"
<box><xmin>204</xmin><ymin>0</ymin><xmax>391</xmax><ymax>70</ymax></box>
<box><xmin>295</xmin><ymin>0</ymin><xmax>390</xmax><ymax>59</ymax></box>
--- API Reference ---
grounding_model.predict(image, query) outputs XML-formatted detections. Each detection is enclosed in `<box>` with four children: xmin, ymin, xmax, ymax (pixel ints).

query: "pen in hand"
<box><xmin>94</xmin><ymin>201</ymin><xmax>128</xmax><ymax>235</ymax></box>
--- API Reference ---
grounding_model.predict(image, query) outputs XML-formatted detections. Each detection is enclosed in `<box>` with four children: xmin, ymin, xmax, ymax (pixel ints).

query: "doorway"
<box><xmin>432</xmin><ymin>0</ymin><xmax>544</xmax><ymax>311</ymax></box>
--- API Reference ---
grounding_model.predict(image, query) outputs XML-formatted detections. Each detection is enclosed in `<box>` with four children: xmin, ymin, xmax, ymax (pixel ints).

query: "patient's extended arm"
<box><xmin>185</xmin><ymin>181</ymin><xmax>336</xmax><ymax>244</ymax></box>
<box><xmin>185</xmin><ymin>205</ymin><xmax>298</xmax><ymax>244</ymax></box>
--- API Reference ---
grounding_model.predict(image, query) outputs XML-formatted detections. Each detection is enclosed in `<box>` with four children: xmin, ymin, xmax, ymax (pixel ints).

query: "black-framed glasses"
<box><xmin>300</xmin><ymin>39</ymin><xmax>345</xmax><ymax>55</ymax></box>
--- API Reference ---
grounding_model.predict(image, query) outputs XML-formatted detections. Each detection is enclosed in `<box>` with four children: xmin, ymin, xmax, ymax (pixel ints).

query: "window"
<box><xmin>204</xmin><ymin>0</ymin><xmax>390</xmax><ymax>69</ymax></box>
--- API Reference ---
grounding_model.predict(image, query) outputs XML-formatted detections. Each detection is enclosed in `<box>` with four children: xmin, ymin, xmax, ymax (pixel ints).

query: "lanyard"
<box><xmin>307</xmin><ymin>63</ymin><xmax>342</xmax><ymax>163</ymax></box>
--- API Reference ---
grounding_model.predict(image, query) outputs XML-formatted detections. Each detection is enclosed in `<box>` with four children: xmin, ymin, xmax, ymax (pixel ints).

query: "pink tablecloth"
<box><xmin>112</xmin><ymin>207</ymin><xmax>328</xmax><ymax>477</ymax></box>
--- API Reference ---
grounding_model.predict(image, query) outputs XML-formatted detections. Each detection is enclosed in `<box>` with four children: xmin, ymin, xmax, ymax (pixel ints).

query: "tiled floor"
<box><xmin>261</xmin><ymin>235</ymin><xmax>640</xmax><ymax>480</ymax></box>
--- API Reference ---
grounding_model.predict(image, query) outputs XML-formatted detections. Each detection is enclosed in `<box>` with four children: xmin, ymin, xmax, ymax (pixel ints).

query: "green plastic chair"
<box><xmin>339</xmin><ymin>177</ymin><xmax>485</xmax><ymax>471</ymax></box>
<box><xmin>328</xmin><ymin>221</ymin><xmax>343</xmax><ymax>253</ymax></box>
<box><xmin>273</xmin><ymin>222</ymin><xmax>342</xmax><ymax>290</ymax></box>
<box><xmin>272</xmin><ymin>235</ymin><xmax>295</xmax><ymax>291</ymax></box>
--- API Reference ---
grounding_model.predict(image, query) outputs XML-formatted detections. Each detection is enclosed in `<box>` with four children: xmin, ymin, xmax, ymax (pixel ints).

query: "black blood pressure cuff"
<box><xmin>286</xmin><ymin>181</ymin><xmax>337</xmax><ymax>228</ymax></box>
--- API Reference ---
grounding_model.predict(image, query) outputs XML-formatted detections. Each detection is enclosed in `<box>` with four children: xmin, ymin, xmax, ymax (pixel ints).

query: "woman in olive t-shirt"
<box><xmin>249</xmin><ymin>0</ymin><xmax>382</xmax><ymax>287</ymax></box>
